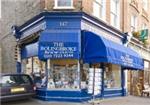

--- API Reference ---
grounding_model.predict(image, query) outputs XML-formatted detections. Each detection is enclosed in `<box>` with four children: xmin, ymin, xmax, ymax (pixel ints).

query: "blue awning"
<box><xmin>38</xmin><ymin>30</ymin><xmax>81</xmax><ymax>60</ymax></box>
<box><xmin>21</xmin><ymin>42</ymin><xmax>38</xmax><ymax>59</ymax></box>
<box><xmin>82</xmin><ymin>31</ymin><xmax>144</xmax><ymax>70</ymax></box>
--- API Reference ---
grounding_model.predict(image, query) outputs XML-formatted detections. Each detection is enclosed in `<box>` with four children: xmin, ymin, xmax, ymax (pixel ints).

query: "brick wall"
<box><xmin>82</xmin><ymin>0</ymin><xmax>93</xmax><ymax>14</ymax></box>
<box><xmin>0</xmin><ymin>0</ymin><xmax>43</xmax><ymax>73</ymax></box>
<box><xmin>123</xmin><ymin>0</ymin><xmax>150</xmax><ymax>33</ymax></box>
<box><xmin>0</xmin><ymin>46</ymin><xmax>1</xmax><ymax>72</ymax></box>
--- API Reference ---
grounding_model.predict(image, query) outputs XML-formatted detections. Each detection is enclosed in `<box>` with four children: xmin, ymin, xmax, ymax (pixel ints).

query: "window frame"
<box><xmin>93</xmin><ymin>0</ymin><xmax>106</xmax><ymax>21</ymax></box>
<box><xmin>142</xmin><ymin>23</ymin><xmax>147</xmax><ymax>30</ymax></box>
<box><xmin>143</xmin><ymin>0</ymin><xmax>148</xmax><ymax>11</ymax></box>
<box><xmin>54</xmin><ymin>0</ymin><xmax>74</xmax><ymax>9</ymax></box>
<box><xmin>110</xmin><ymin>0</ymin><xmax>120</xmax><ymax>29</ymax></box>
<box><xmin>131</xmin><ymin>15</ymin><xmax>138</xmax><ymax>32</ymax></box>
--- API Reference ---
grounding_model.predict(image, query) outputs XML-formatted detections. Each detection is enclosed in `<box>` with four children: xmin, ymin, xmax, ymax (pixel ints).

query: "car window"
<box><xmin>0</xmin><ymin>75</ymin><xmax>33</xmax><ymax>87</ymax></box>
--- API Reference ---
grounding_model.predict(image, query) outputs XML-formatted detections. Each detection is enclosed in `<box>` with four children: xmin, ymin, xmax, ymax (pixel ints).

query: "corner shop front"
<box><xmin>16</xmin><ymin>12</ymin><xmax>144</xmax><ymax>102</ymax></box>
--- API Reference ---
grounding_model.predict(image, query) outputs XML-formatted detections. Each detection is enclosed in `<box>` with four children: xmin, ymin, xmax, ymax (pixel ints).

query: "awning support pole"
<box><xmin>101</xmin><ymin>63</ymin><xmax>105</xmax><ymax>98</ymax></box>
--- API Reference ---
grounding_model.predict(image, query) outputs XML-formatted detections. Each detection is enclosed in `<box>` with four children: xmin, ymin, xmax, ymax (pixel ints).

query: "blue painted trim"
<box><xmin>104</xmin><ymin>88</ymin><xmax>123</xmax><ymax>98</ymax></box>
<box><xmin>19</xmin><ymin>12</ymin><xmax>83</xmax><ymax>33</ymax></box>
<box><xmin>16</xmin><ymin>62</ymin><xmax>21</xmax><ymax>73</ymax></box>
<box><xmin>18</xmin><ymin>12</ymin><xmax>124</xmax><ymax>41</ymax></box>
<box><xmin>36</xmin><ymin>89</ymin><xmax>92</xmax><ymax>102</ymax></box>
<box><xmin>35</xmin><ymin>88</ymin><xmax>126</xmax><ymax>102</ymax></box>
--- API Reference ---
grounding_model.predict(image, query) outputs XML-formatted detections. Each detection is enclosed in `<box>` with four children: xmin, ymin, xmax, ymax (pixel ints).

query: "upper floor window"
<box><xmin>143</xmin><ymin>0</ymin><xmax>148</xmax><ymax>11</ymax></box>
<box><xmin>54</xmin><ymin>0</ymin><xmax>74</xmax><ymax>9</ymax></box>
<box><xmin>131</xmin><ymin>15</ymin><xmax>137</xmax><ymax>32</ymax></box>
<box><xmin>93</xmin><ymin>0</ymin><xmax>106</xmax><ymax>21</ymax></box>
<box><xmin>142</xmin><ymin>23</ymin><xmax>147</xmax><ymax>30</ymax></box>
<box><xmin>110</xmin><ymin>0</ymin><xmax>120</xmax><ymax>29</ymax></box>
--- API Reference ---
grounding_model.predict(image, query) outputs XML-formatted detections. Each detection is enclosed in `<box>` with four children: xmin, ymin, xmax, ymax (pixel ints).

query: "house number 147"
<box><xmin>60</xmin><ymin>21</ymin><xmax>68</xmax><ymax>27</ymax></box>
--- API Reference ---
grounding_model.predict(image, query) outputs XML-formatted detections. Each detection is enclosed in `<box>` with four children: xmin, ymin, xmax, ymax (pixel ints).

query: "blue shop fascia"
<box><xmin>14</xmin><ymin>12</ymin><xmax>144</xmax><ymax>102</ymax></box>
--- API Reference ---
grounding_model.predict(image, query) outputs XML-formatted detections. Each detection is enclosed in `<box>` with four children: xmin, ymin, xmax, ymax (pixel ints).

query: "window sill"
<box><xmin>53</xmin><ymin>6</ymin><xmax>75</xmax><ymax>10</ymax></box>
<box><xmin>104</xmin><ymin>88</ymin><xmax>122</xmax><ymax>90</ymax></box>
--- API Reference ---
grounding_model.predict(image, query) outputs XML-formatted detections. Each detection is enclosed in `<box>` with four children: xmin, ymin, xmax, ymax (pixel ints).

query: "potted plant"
<box><xmin>132</xmin><ymin>31</ymin><xmax>140</xmax><ymax>39</ymax></box>
<box><xmin>143</xmin><ymin>39</ymin><xmax>149</xmax><ymax>47</ymax></box>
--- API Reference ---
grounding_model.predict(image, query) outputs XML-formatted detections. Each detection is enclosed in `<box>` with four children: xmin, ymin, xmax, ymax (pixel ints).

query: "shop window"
<box><xmin>22</xmin><ymin>57</ymin><xmax>46</xmax><ymax>88</ymax></box>
<box><xmin>22</xmin><ymin>58</ymin><xmax>32</xmax><ymax>75</ymax></box>
<box><xmin>48</xmin><ymin>59</ymin><xmax>79</xmax><ymax>90</ymax></box>
<box><xmin>80</xmin><ymin>63</ymin><xmax>89</xmax><ymax>89</ymax></box>
<box><xmin>54</xmin><ymin>0</ymin><xmax>74</xmax><ymax>9</ymax></box>
<box><xmin>33</xmin><ymin>57</ymin><xmax>46</xmax><ymax>73</ymax></box>
<box><xmin>104</xmin><ymin>64</ymin><xmax>121</xmax><ymax>88</ymax></box>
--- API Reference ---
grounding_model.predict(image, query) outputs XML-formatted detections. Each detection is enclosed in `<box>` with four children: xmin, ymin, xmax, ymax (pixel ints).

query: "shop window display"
<box><xmin>104</xmin><ymin>64</ymin><xmax>121</xmax><ymax>88</ymax></box>
<box><xmin>33</xmin><ymin>57</ymin><xmax>46</xmax><ymax>74</ymax></box>
<box><xmin>80</xmin><ymin>63</ymin><xmax>89</xmax><ymax>89</ymax></box>
<box><xmin>22</xmin><ymin>57</ymin><xmax>46</xmax><ymax>88</ymax></box>
<box><xmin>22</xmin><ymin>58</ymin><xmax>32</xmax><ymax>75</ymax></box>
<box><xmin>48</xmin><ymin>59</ymin><xmax>79</xmax><ymax>90</ymax></box>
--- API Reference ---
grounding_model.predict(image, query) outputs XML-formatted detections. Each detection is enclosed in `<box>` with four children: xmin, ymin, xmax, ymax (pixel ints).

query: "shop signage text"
<box><xmin>39</xmin><ymin>42</ymin><xmax>79</xmax><ymax>59</ymax></box>
<box><xmin>121</xmin><ymin>54</ymin><xmax>133</xmax><ymax>67</ymax></box>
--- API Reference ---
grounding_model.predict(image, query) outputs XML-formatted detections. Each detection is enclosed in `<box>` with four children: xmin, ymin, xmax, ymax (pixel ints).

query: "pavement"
<box><xmin>1</xmin><ymin>96</ymin><xmax>150</xmax><ymax>105</ymax></box>
<box><xmin>98</xmin><ymin>96</ymin><xmax>150</xmax><ymax>105</ymax></box>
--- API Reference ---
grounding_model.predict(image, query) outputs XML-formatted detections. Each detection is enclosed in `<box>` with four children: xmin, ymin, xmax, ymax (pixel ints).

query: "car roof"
<box><xmin>0</xmin><ymin>73</ymin><xmax>30</xmax><ymax>76</ymax></box>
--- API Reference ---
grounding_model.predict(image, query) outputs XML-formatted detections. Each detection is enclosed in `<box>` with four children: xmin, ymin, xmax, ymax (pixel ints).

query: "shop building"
<box><xmin>13</xmin><ymin>12</ymin><xmax>144</xmax><ymax>102</ymax></box>
<box><xmin>0</xmin><ymin>0</ymin><xmax>148</xmax><ymax>102</ymax></box>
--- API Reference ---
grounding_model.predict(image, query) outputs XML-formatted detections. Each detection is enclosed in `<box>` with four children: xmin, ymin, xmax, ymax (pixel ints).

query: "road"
<box><xmin>1</xmin><ymin>96</ymin><xmax>150</xmax><ymax>105</ymax></box>
<box><xmin>1</xmin><ymin>99</ymin><xmax>88</xmax><ymax>105</ymax></box>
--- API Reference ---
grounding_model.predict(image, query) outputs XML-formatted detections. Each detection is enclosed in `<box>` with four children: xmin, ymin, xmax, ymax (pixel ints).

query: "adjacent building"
<box><xmin>0</xmin><ymin>0</ymin><xmax>150</xmax><ymax>102</ymax></box>
<box><xmin>123</xmin><ymin>0</ymin><xmax>150</xmax><ymax>96</ymax></box>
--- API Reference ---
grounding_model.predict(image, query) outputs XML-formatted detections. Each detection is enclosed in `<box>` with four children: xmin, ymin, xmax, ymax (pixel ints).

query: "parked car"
<box><xmin>0</xmin><ymin>73</ymin><xmax>36</xmax><ymax>102</ymax></box>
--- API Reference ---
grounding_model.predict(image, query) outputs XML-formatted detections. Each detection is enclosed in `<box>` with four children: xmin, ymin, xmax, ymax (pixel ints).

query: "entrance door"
<box><xmin>127</xmin><ymin>70</ymin><xmax>144</xmax><ymax>96</ymax></box>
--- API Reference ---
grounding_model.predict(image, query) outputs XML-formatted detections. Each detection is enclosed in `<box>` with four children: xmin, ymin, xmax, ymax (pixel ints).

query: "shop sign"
<box><xmin>121</xmin><ymin>54</ymin><xmax>133</xmax><ymax>67</ymax></box>
<box><xmin>39</xmin><ymin>42</ymin><xmax>79</xmax><ymax>60</ymax></box>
